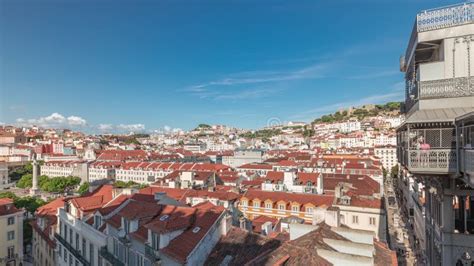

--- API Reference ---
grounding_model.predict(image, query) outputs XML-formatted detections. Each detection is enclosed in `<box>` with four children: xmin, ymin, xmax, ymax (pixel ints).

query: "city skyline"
<box><xmin>1</xmin><ymin>0</ymin><xmax>459</xmax><ymax>132</ymax></box>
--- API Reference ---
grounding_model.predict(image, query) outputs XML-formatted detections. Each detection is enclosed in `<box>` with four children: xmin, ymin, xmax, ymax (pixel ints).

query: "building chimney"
<box><xmin>324</xmin><ymin>206</ymin><xmax>340</xmax><ymax>227</ymax></box>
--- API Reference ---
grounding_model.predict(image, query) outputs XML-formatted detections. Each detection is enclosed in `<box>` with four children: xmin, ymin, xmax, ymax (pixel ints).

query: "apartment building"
<box><xmin>88</xmin><ymin>161</ymin><xmax>121</xmax><ymax>183</ymax></box>
<box><xmin>238</xmin><ymin>184</ymin><xmax>386</xmax><ymax>240</ymax></box>
<box><xmin>0</xmin><ymin>198</ymin><xmax>24</xmax><ymax>266</ymax></box>
<box><xmin>236</xmin><ymin>163</ymin><xmax>273</xmax><ymax>177</ymax></box>
<box><xmin>115</xmin><ymin>162</ymin><xmax>230</xmax><ymax>185</ymax></box>
<box><xmin>374</xmin><ymin>145</ymin><xmax>397</xmax><ymax>173</ymax></box>
<box><xmin>221</xmin><ymin>149</ymin><xmax>263</xmax><ymax>168</ymax></box>
<box><xmin>53</xmin><ymin>184</ymin><xmax>234</xmax><ymax>266</ymax></box>
<box><xmin>55</xmin><ymin>185</ymin><xmax>115</xmax><ymax>266</ymax></box>
<box><xmin>32</xmin><ymin>198</ymin><xmax>65</xmax><ymax>266</ymax></box>
<box><xmin>397</xmin><ymin>3</ymin><xmax>474</xmax><ymax>264</ymax></box>
<box><xmin>260</xmin><ymin>171</ymin><xmax>323</xmax><ymax>194</ymax></box>
<box><xmin>40</xmin><ymin>160</ymin><xmax>86</xmax><ymax>178</ymax></box>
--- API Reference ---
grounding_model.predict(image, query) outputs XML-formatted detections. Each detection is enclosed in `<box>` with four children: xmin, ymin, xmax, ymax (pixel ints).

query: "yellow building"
<box><xmin>0</xmin><ymin>198</ymin><xmax>24</xmax><ymax>266</ymax></box>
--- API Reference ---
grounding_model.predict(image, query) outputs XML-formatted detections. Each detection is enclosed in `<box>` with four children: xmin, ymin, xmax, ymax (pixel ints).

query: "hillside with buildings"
<box><xmin>313</xmin><ymin>102</ymin><xmax>401</xmax><ymax>124</ymax></box>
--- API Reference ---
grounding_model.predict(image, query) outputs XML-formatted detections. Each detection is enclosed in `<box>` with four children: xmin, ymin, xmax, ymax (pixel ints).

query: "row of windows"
<box><xmin>112</xmin><ymin>238</ymin><xmax>149</xmax><ymax>266</ymax></box>
<box><xmin>347</xmin><ymin>215</ymin><xmax>377</xmax><ymax>226</ymax></box>
<box><xmin>116</xmin><ymin>170</ymin><xmax>168</xmax><ymax>176</ymax></box>
<box><xmin>241</xmin><ymin>201</ymin><xmax>314</xmax><ymax>213</ymax></box>
<box><xmin>60</xmin><ymin>221</ymin><xmax>97</xmax><ymax>265</ymax></box>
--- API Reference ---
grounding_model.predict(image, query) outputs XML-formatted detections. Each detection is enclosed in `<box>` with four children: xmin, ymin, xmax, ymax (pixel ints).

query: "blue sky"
<box><xmin>0</xmin><ymin>0</ymin><xmax>461</xmax><ymax>132</ymax></box>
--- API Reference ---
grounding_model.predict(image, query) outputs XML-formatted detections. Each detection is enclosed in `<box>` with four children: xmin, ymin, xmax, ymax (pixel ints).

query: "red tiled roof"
<box><xmin>275</xmin><ymin>160</ymin><xmax>299</xmax><ymax>167</ymax></box>
<box><xmin>242</xmin><ymin>189</ymin><xmax>334</xmax><ymax>208</ymax></box>
<box><xmin>252</xmin><ymin>215</ymin><xmax>277</xmax><ymax>234</ymax></box>
<box><xmin>70</xmin><ymin>185</ymin><xmax>113</xmax><ymax>212</ymax></box>
<box><xmin>0</xmin><ymin>198</ymin><xmax>21</xmax><ymax>216</ymax></box>
<box><xmin>161</xmin><ymin>202</ymin><xmax>225</xmax><ymax>263</ymax></box>
<box><xmin>322</xmin><ymin>174</ymin><xmax>380</xmax><ymax>196</ymax></box>
<box><xmin>144</xmin><ymin>205</ymin><xmax>196</xmax><ymax>233</ymax></box>
<box><xmin>241</xmin><ymin>178</ymin><xmax>265</xmax><ymax>188</ymax></box>
<box><xmin>117</xmin><ymin>200</ymin><xmax>163</xmax><ymax>220</ymax></box>
<box><xmin>346</xmin><ymin>196</ymin><xmax>383</xmax><ymax>209</ymax></box>
<box><xmin>97</xmin><ymin>149</ymin><xmax>147</xmax><ymax>161</ymax></box>
<box><xmin>135</xmin><ymin>187</ymin><xmax>190</xmax><ymax>202</ymax></box>
<box><xmin>238</xmin><ymin>163</ymin><xmax>273</xmax><ymax>170</ymax></box>
<box><xmin>186</xmin><ymin>190</ymin><xmax>240</xmax><ymax>202</ymax></box>
<box><xmin>98</xmin><ymin>194</ymin><xmax>130</xmax><ymax>216</ymax></box>
<box><xmin>37</xmin><ymin>197</ymin><xmax>65</xmax><ymax>218</ymax></box>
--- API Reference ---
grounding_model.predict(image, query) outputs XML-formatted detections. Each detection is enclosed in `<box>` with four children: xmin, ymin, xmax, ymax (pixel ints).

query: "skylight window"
<box><xmin>192</xmin><ymin>227</ymin><xmax>201</xmax><ymax>233</ymax></box>
<box><xmin>159</xmin><ymin>215</ymin><xmax>169</xmax><ymax>221</ymax></box>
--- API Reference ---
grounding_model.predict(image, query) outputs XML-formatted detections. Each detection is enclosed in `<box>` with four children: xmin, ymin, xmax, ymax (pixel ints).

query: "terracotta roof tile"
<box><xmin>161</xmin><ymin>202</ymin><xmax>225</xmax><ymax>263</ymax></box>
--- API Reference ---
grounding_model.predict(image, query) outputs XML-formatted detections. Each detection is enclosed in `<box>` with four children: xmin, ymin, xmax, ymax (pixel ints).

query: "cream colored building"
<box><xmin>32</xmin><ymin>198</ymin><xmax>65</xmax><ymax>266</ymax></box>
<box><xmin>0</xmin><ymin>198</ymin><xmax>24</xmax><ymax>266</ymax></box>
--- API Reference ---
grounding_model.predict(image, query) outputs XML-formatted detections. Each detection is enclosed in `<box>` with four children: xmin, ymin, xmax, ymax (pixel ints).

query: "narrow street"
<box><xmin>385</xmin><ymin>175</ymin><xmax>417</xmax><ymax>266</ymax></box>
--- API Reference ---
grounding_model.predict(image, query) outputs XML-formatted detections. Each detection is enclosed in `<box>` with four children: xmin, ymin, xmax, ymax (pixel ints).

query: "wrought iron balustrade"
<box><xmin>145</xmin><ymin>244</ymin><xmax>160</xmax><ymax>261</ymax></box>
<box><xmin>54</xmin><ymin>233</ymin><xmax>91</xmax><ymax>266</ymax></box>
<box><xmin>99</xmin><ymin>246</ymin><xmax>125</xmax><ymax>266</ymax></box>
<box><xmin>397</xmin><ymin>127</ymin><xmax>457</xmax><ymax>174</ymax></box>
<box><xmin>407</xmin><ymin>149</ymin><xmax>457</xmax><ymax>173</ymax></box>
<box><xmin>419</xmin><ymin>77</ymin><xmax>474</xmax><ymax>99</ymax></box>
<box><xmin>417</xmin><ymin>2</ymin><xmax>473</xmax><ymax>32</ymax></box>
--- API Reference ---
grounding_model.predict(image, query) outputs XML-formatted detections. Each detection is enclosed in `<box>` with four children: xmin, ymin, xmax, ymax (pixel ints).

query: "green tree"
<box><xmin>14</xmin><ymin>196</ymin><xmax>46</xmax><ymax>214</ymax></box>
<box><xmin>0</xmin><ymin>191</ymin><xmax>17</xmax><ymax>199</ymax></box>
<box><xmin>9</xmin><ymin>163</ymin><xmax>33</xmax><ymax>181</ymax></box>
<box><xmin>390</xmin><ymin>164</ymin><xmax>399</xmax><ymax>179</ymax></box>
<box><xmin>77</xmin><ymin>182</ymin><xmax>90</xmax><ymax>195</ymax></box>
<box><xmin>115</xmin><ymin>180</ymin><xmax>139</xmax><ymax>188</ymax></box>
<box><xmin>41</xmin><ymin>176</ymin><xmax>81</xmax><ymax>193</ymax></box>
<box><xmin>198</xmin><ymin>123</ymin><xmax>211</xmax><ymax>128</ymax></box>
<box><xmin>16</xmin><ymin>174</ymin><xmax>33</xmax><ymax>188</ymax></box>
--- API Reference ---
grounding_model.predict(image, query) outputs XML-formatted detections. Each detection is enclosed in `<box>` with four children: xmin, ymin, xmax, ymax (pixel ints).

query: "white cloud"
<box><xmin>98</xmin><ymin>124</ymin><xmax>113</xmax><ymax>131</ymax></box>
<box><xmin>97</xmin><ymin>123</ymin><xmax>146</xmax><ymax>133</ymax></box>
<box><xmin>67</xmin><ymin>116</ymin><xmax>87</xmax><ymax>126</ymax></box>
<box><xmin>163</xmin><ymin>125</ymin><xmax>171</xmax><ymax>132</ymax></box>
<box><xmin>187</xmin><ymin>62</ymin><xmax>332</xmax><ymax>91</ymax></box>
<box><xmin>16</xmin><ymin>113</ymin><xmax>87</xmax><ymax>128</ymax></box>
<box><xmin>117</xmin><ymin>124</ymin><xmax>146</xmax><ymax>132</ymax></box>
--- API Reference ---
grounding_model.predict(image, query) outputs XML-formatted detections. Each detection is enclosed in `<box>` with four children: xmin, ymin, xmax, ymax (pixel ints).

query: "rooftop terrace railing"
<box><xmin>419</xmin><ymin>76</ymin><xmax>474</xmax><ymax>99</ymax></box>
<box><xmin>416</xmin><ymin>2</ymin><xmax>473</xmax><ymax>32</ymax></box>
<box><xmin>397</xmin><ymin>128</ymin><xmax>458</xmax><ymax>174</ymax></box>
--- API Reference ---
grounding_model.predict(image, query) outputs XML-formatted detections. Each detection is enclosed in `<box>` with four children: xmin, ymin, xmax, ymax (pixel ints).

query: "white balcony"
<box><xmin>406</xmin><ymin>149</ymin><xmax>457</xmax><ymax>174</ymax></box>
<box><xmin>416</xmin><ymin>2</ymin><xmax>473</xmax><ymax>33</ymax></box>
<box><xmin>419</xmin><ymin>77</ymin><xmax>474</xmax><ymax>100</ymax></box>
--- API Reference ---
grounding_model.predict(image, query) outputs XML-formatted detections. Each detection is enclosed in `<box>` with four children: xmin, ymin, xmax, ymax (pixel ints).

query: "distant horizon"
<box><xmin>1</xmin><ymin>0</ymin><xmax>458</xmax><ymax>132</ymax></box>
<box><xmin>1</xmin><ymin>100</ymin><xmax>401</xmax><ymax>134</ymax></box>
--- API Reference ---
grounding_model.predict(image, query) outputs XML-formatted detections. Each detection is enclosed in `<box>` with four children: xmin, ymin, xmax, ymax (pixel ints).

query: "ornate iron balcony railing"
<box><xmin>145</xmin><ymin>244</ymin><xmax>160</xmax><ymax>262</ymax></box>
<box><xmin>397</xmin><ymin>127</ymin><xmax>458</xmax><ymax>173</ymax></box>
<box><xmin>99</xmin><ymin>246</ymin><xmax>125</xmax><ymax>266</ymax></box>
<box><xmin>419</xmin><ymin>77</ymin><xmax>474</xmax><ymax>99</ymax></box>
<box><xmin>54</xmin><ymin>233</ymin><xmax>91</xmax><ymax>266</ymax></box>
<box><xmin>417</xmin><ymin>2</ymin><xmax>473</xmax><ymax>32</ymax></box>
<box><xmin>406</xmin><ymin>149</ymin><xmax>457</xmax><ymax>173</ymax></box>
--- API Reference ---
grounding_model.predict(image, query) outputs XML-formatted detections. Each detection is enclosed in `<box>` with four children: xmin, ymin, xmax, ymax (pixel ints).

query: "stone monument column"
<box><xmin>30</xmin><ymin>154</ymin><xmax>39</xmax><ymax>195</ymax></box>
